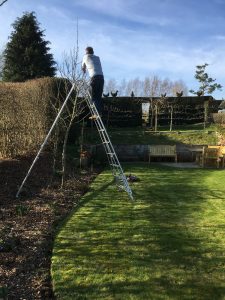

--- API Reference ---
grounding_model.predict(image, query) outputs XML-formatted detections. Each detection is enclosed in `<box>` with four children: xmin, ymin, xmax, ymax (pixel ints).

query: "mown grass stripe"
<box><xmin>52</xmin><ymin>164</ymin><xmax>225</xmax><ymax>300</ymax></box>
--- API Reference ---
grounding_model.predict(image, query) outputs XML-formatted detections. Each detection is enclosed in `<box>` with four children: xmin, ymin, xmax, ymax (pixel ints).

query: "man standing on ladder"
<box><xmin>82</xmin><ymin>46</ymin><xmax>104</xmax><ymax>119</ymax></box>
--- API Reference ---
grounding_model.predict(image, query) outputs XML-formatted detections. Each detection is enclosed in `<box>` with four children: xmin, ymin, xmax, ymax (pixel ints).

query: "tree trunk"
<box><xmin>79</xmin><ymin>119</ymin><xmax>85</xmax><ymax>169</ymax></box>
<box><xmin>204</xmin><ymin>101</ymin><xmax>209</xmax><ymax>129</ymax></box>
<box><xmin>170</xmin><ymin>106</ymin><xmax>173</xmax><ymax>131</ymax></box>
<box><xmin>61</xmin><ymin>124</ymin><xmax>71</xmax><ymax>188</ymax></box>
<box><xmin>149</xmin><ymin>100</ymin><xmax>154</xmax><ymax>129</ymax></box>
<box><xmin>154</xmin><ymin>105</ymin><xmax>158</xmax><ymax>132</ymax></box>
<box><xmin>52</xmin><ymin>125</ymin><xmax>60</xmax><ymax>177</ymax></box>
<box><xmin>150</xmin><ymin>108</ymin><xmax>154</xmax><ymax>129</ymax></box>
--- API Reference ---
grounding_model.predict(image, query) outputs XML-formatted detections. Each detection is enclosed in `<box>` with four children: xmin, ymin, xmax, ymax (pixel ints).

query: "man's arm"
<box><xmin>82</xmin><ymin>64</ymin><xmax>86</xmax><ymax>73</ymax></box>
<box><xmin>81</xmin><ymin>57</ymin><xmax>86</xmax><ymax>73</ymax></box>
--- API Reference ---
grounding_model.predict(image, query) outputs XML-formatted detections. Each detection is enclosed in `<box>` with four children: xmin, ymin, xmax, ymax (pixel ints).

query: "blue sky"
<box><xmin>0</xmin><ymin>0</ymin><xmax>225</xmax><ymax>98</ymax></box>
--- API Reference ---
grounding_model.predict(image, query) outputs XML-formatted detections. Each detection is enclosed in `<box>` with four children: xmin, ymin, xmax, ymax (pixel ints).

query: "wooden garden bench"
<box><xmin>148</xmin><ymin>145</ymin><xmax>177</xmax><ymax>163</ymax></box>
<box><xmin>200</xmin><ymin>145</ymin><xmax>225</xmax><ymax>168</ymax></box>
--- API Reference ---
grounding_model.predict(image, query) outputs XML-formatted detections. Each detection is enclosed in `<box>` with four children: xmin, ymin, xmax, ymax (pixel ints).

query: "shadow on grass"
<box><xmin>83</xmin><ymin>125</ymin><xmax>217</xmax><ymax>145</ymax></box>
<box><xmin>52</xmin><ymin>164</ymin><xmax>225</xmax><ymax>300</ymax></box>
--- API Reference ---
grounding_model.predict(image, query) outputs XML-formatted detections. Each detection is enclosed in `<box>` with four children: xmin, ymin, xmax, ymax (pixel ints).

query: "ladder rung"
<box><xmin>110</xmin><ymin>164</ymin><xmax>120</xmax><ymax>167</ymax></box>
<box><xmin>107</xmin><ymin>152</ymin><xmax>115</xmax><ymax>155</ymax></box>
<box><xmin>114</xmin><ymin>173</ymin><xmax>123</xmax><ymax>177</ymax></box>
<box><xmin>118</xmin><ymin>185</ymin><xmax>124</xmax><ymax>190</ymax></box>
<box><xmin>116</xmin><ymin>177</ymin><xmax>124</xmax><ymax>182</ymax></box>
<box><xmin>103</xmin><ymin>141</ymin><xmax>110</xmax><ymax>144</ymax></box>
<box><xmin>99</xmin><ymin>129</ymin><xmax>105</xmax><ymax>132</ymax></box>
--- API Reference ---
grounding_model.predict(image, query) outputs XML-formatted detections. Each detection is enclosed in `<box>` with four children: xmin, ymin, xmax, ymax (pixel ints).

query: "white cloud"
<box><xmin>37</xmin><ymin>5</ymin><xmax>70</xmax><ymax>21</ymax></box>
<box><xmin>213</xmin><ymin>35</ymin><xmax>225</xmax><ymax>41</ymax></box>
<box><xmin>73</xmin><ymin>0</ymin><xmax>175</xmax><ymax>26</ymax></box>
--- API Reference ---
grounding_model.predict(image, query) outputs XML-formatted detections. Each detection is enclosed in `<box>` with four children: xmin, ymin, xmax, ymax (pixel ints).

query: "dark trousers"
<box><xmin>90</xmin><ymin>75</ymin><xmax>104</xmax><ymax>114</ymax></box>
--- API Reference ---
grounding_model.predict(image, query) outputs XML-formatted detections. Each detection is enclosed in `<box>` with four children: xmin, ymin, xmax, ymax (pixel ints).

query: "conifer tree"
<box><xmin>2</xmin><ymin>12</ymin><xmax>56</xmax><ymax>82</ymax></box>
<box><xmin>189</xmin><ymin>63</ymin><xmax>222</xmax><ymax>95</ymax></box>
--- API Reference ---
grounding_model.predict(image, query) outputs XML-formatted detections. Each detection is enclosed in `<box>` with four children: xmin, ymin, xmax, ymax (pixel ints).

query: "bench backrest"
<box><xmin>219</xmin><ymin>146</ymin><xmax>225</xmax><ymax>155</ymax></box>
<box><xmin>207</xmin><ymin>145</ymin><xmax>225</xmax><ymax>156</ymax></box>
<box><xmin>149</xmin><ymin>145</ymin><xmax>176</xmax><ymax>156</ymax></box>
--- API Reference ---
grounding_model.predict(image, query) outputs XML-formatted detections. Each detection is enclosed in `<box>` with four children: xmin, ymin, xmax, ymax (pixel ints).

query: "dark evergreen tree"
<box><xmin>189</xmin><ymin>63</ymin><xmax>222</xmax><ymax>96</ymax></box>
<box><xmin>2</xmin><ymin>12</ymin><xmax>56</xmax><ymax>82</ymax></box>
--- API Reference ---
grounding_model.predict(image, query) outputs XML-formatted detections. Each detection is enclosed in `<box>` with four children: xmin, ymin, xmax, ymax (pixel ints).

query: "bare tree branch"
<box><xmin>0</xmin><ymin>0</ymin><xmax>8</xmax><ymax>7</ymax></box>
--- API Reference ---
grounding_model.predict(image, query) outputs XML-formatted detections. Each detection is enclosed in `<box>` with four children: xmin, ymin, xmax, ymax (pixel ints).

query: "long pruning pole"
<box><xmin>16</xmin><ymin>83</ymin><xmax>76</xmax><ymax>198</ymax></box>
<box><xmin>0</xmin><ymin>0</ymin><xmax>8</xmax><ymax>6</ymax></box>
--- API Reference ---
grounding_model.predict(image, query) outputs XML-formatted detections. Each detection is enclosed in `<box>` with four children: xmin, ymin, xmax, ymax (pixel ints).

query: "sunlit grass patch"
<box><xmin>51</xmin><ymin>164</ymin><xmax>225</xmax><ymax>299</ymax></box>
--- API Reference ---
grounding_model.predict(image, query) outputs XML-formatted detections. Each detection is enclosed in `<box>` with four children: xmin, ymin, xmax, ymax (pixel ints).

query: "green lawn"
<box><xmin>51</xmin><ymin>164</ymin><xmax>225</xmax><ymax>299</ymax></box>
<box><xmin>84</xmin><ymin>124</ymin><xmax>218</xmax><ymax>145</ymax></box>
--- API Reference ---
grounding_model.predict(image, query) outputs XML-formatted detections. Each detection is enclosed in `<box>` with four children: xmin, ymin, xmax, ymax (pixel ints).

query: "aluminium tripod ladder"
<box><xmin>16</xmin><ymin>82</ymin><xmax>133</xmax><ymax>201</ymax></box>
<box><xmin>86</xmin><ymin>95</ymin><xmax>134</xmax><ymax>201</ymax></box>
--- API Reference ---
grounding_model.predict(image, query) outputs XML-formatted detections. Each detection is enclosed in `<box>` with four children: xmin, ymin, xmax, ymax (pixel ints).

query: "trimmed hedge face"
<box><xmin>101</xmin><ymin>98</ymin><xmax>142</xmax><ymax>127</ymax></box>
<box><xmin>1</xmin><ymin>78</ymin><xmax>49</xmax><ymax>157</ymax></box>
<box><xmin>0</xmin><ymin>77</ymin><xmax>70</xmax><ymax>158</ymax></box>
<box><xmin>99</xmin><ymin>96</ymin><xmax>220</xmax><ymax>127</ymax></box>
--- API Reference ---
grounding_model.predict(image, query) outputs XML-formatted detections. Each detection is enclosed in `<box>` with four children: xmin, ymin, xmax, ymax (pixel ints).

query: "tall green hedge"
<box><xmin>0</xmin><ymin>77</ymin><xmax>70</xmax><ymax>158</ymax></box>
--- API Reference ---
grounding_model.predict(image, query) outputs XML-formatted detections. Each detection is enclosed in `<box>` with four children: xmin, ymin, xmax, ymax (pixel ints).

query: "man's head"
<box><xmin>85</xmin><ymin>46</ymin><xmax>94</xmax><ymax>54</ymax></box>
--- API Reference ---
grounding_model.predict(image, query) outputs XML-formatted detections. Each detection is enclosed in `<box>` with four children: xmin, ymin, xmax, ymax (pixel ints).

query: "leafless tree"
<box><xmin>51</xmin><ymin>25</ymin><xmax>89</xmax><ymax>186</ymax></box>
<box><xmin>55</xmin><ymin>48</ymin><xmax>88</xmax><ymax>186</ymax></box>
<box><xmin>119</xmin><ymin>78</ymin><xmax>127</xmax><ymax>96</ymax></box>
<box><xmin>143</xmin><ymin>77</ymin><xmax>151</xmax><ymax>96</ymax></box>
<box><xmin>104</xmin><ymin>78</ymin><xmax>117</xmax><ymax>95</ymax></box>
<box><xmin>105</xmin><ymin>75</ymin><xmax>188</xmax><ymax>98</ymax></box>
<box><xmin>169</xmin><ymin>103</ymin><xmax>174</xmax><ymax>131</ymax></box>
<box><xmin>149</xmin><ymin>76</ymin><xmax>161</xmax><ymax>96</ymax></box>
<box><xmin>148</xmin><ymin>76</ymin><xmax>161</xmax><ymax>128</ymax></box>
<box><xmin>154</xmin><ymin>95</ymin><xmax>165</xmax><ymax>131</ymax></box>
<box><xmin>125</xmin><ymin>80</ymin><xmax>133</xmax><ymax>96</ymax></box>
<box><xmin>131</xmin><ymin>77</ymin><xmax>143</xmax><ymax>96</ymax></box>
<box><xmin>167</xmin><ymin>98</ymin><xmax>179</xmax><ymax>131</ymax></box>
<box><xmin>172</xmin><ymin>80</ymin><xmax>188</xmax><ymax>96</ymax></box>
<box><xmin>159</xmin><ymin>78</ymin><xmax>172</xmax><ymax>96</ymax></box>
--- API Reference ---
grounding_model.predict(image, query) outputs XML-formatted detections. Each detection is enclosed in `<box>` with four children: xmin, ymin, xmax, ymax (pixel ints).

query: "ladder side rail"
<box><xmin>85</xmin><ymin>91</ymin><xmax>133</xmax><ymax>200</ymax></box>
<box><xmin>86</xmin><ymin>106</ymin><xmax>118</xmax><ymax>166</ymax></box>
<box><xmin>93</xmin><ymin>119</ymin><xmax>116</xmax><ymax>165</ymax></box>
<box><xmin>87</xmin><ymin>111</ymin><xmax>124</xmax><ymax>179</ymax></box>
<box><xmin>16</xmin><ymin>83</ymin><xmax>76</xmax><ymax>198</ymax></box>
<box><xmin>96</xmin><ymin>131</ymin><xmax>120</xmax><ymax>176</ymax></box>
<box><xmin>87</xmin><ymin>114</ymin><xmax>117</xmax><ymax>176</ymax></box>
<box><xmin>96</xmin><ymin>116</ymin><xmax>127</xmax><ymax>177</ymax></box>
<box><xmin>92</xmin><ymin>113</ymin><xmax>121</xmax><ymax>164</ymax></box>
<box><xmin>93</xmin><ymin>112</ymin><xmax>133</xmax><ymax>199</ymax></box>
<box><xmin>84</xmin><ymin>97</ymin><xmax>110</xmax><ymax>154</ymax></box>
<box><xmin>85</xmin><ymin>98</ymin><xmax>114</xmax><ymax>158</ymax></box>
